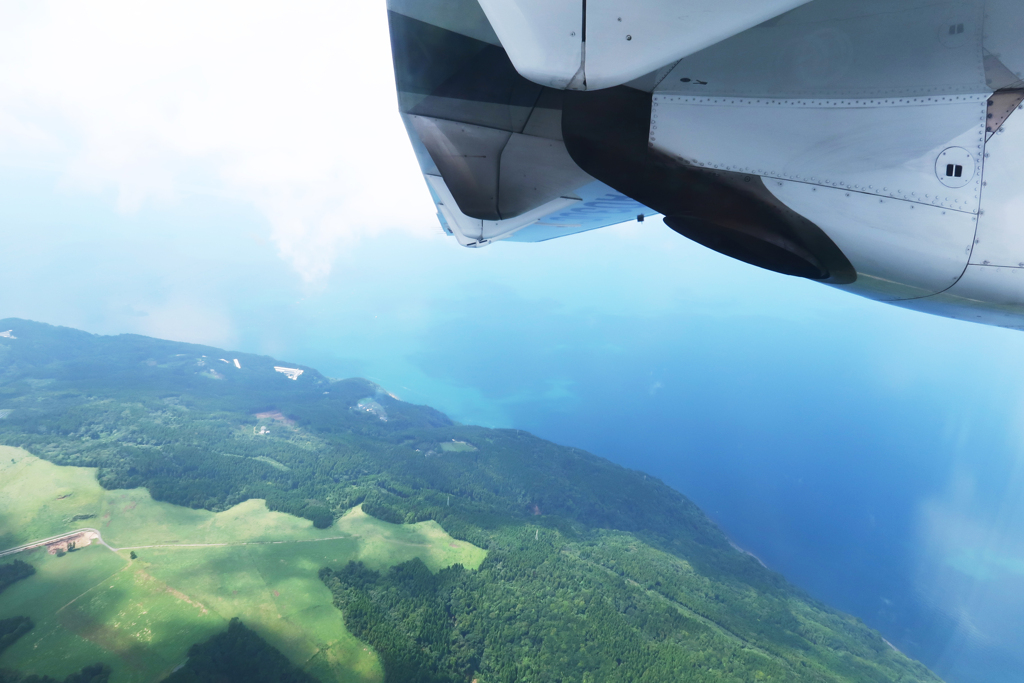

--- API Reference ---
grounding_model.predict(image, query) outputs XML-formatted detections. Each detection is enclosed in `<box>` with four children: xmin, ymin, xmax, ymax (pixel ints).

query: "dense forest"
<box><xmin>323</xmin><ymin>536</ymin><xmax>923</xmax><ymax>683</ymax></box>
<box><xmin>0</xmin><ymin>319</ymin><xmax>942</xmax><ymax>682</ymax></box>
<box><xmin>164</xmin><ymin>618</ymin><xmax>317</xmax><ymax>683</ymax></box>
<box><xmin>0</xmin><ymin>618</ymin><xmax>32</xmax><ymax>657</ymax></box>
<box><xmin>0</xmin><ymin>562</ymin><xmax>34</xmax><ymax>597</ymax></box>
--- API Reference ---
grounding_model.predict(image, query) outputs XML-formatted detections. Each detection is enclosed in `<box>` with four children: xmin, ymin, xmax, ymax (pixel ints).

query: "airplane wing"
<box><xmin>388</xmin><ymin>0</ymin><xmax>655</xmax><ymax>247</ymax></box>
<box><xmin>475</xmin><ymin>0</ymin><xmax>814</xmax><ymax>91</ymax></box>
<box><xmin>387</xmin><ymin>0</ymin><xmax>1024</xmax><ymax>331</ymax></box>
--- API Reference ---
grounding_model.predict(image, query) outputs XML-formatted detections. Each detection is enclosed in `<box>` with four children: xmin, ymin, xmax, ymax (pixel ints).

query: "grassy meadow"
<box><xmin>0</xmin><ymin>446</ymin><xmax>486</xmax><ymax>683</ymax></box>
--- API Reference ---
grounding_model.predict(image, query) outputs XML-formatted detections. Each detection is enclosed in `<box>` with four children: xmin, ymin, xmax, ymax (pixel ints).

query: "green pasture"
<box><xmin>439</xmin><ymin>440</ymin><xmax>477</xmax><ymax>452</ymax></box>
<box><xmin>0</xmin><ymin>448</ymin><xmax>486</xmax><ymax>682</ymax></box>
<box><xmin>0</xmin><ymin>446</ymin><xmax>108</xmax><ymax>549</ymax></box>
<box><xmin>0</xmin><ymin>545</ymin><xmax>127</xmax><ymax>677</ymax></box>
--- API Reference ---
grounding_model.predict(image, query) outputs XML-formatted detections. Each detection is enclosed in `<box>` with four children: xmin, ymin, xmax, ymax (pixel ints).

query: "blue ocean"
<box><xmin>277</xmin><ymin>233</ymin><xmax>1024</xmax><ymax>683</ymax></box>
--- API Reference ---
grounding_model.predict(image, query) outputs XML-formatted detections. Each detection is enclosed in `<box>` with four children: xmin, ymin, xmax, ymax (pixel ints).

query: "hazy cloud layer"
<box><xmin>0</xmin><ymin>0</ymin><xmax>436</xmax><ymax>280</ymax></box>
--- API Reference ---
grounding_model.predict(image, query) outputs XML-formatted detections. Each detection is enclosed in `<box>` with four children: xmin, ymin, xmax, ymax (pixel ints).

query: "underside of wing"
<box><xmin>388</xmin><ymin>0</ymin><xmax>653</xmax><ymax>247</ymax></box>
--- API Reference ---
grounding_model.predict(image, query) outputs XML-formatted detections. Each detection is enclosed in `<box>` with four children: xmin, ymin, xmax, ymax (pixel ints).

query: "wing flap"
<box><xmin>389</xmin><ymin>1</ymin><xmax>654</xmax><ymax>246</ymax></box>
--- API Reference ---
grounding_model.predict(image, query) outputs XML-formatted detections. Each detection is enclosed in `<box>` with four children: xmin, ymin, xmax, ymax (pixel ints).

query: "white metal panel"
<box><xmin>894</xmin><ymin>265</ymin><xmax>1024</xmax><ymax>329</ymax></box>
<box><xmin>583</xmin><ymin>0</ymin><xmax>812</xmax><ymax>91</ymax></box>
<box><xmin>971</xmin><ymin>114</ymin><xmax>1024</xmax><ymax>266</ymax></box>
<box><xmin>650</xmin><ymin>95</ymin><xmax>988</xmax><ymax>212</ymax></box>
<box><xmin>656</xmin><ymin>0</ymin><xmax>987</xmax><ymax>99</ymax></box>
<box><xmin>409</xmin><ymin>115</ymin><xmax>511</xmax><ymax>220</ymax></box>
<box><xmin>426</xmin><ymin>175</ymin><xmax>581</xmax><ymax>247</ymax></box>
<box><xmin>475</xmin><ymin>0</ymin><xmax>582</xmax><ymax>90</ymax></box>
<box><xmin>767</xmin><ymin>181</ymin><xmax>977</xmax><ymax>300</ymax></box>
<box><xmin>498</xmin><ymin>134</ymin><xmax>594</xmax><ymax>218</ymax></box>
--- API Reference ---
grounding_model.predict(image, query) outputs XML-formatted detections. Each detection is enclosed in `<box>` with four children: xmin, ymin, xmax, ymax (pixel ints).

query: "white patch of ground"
<box><xmin>354</xmin><ymin>398</ymin><xmax>387</xmax><ymax>421</ymax></box>
<box><xmin>274</xmin><ymin>366</ymin><xmax>303</xmax><ymax>380</ymax></box>
<box><xmin>729</xmin><ymin>541</ymin><xmax>768</xmax><ymax>569</ymax></box>
<box><xmin>46</xmin><ymin>530</ymin><xmax>99</xmax><ymax>554</ymax></box>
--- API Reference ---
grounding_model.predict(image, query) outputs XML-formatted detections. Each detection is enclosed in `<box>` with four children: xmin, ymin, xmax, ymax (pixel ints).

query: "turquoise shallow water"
<box><xmin>2</xmin><ymin>166</ymin><xmax>1024</xmax><ymax>682</ymax></box>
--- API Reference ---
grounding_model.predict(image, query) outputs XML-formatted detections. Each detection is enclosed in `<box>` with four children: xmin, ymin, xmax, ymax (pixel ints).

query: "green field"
<box><xmin>439</xmin><ymin>440</ymin><xmax>477</xmax><ymax>453</ymax></box>
<box><xmin>0</xmin><ymin>446</ymin><xmax>486</xmax><ymax>683</ymax></box>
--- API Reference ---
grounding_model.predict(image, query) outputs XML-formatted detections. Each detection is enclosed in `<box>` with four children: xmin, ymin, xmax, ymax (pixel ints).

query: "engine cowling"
<box><xmin>388</xmin><ymin>0</ymin><xmax>1024</xmax><ymax>330</ymax></box>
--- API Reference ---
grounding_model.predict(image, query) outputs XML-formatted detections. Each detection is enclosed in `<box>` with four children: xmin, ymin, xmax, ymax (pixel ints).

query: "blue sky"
<box><xmin>1</xmin><ymin>3</ymin><xmax>1023</xmax><ymax>681</ymax></box>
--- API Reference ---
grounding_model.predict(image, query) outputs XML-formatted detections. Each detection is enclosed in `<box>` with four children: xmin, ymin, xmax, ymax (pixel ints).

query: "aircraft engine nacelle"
<box><xmin>388</xmin><ymin>0</ymin><xmax>1024</xmax><ymax>330</ymax></box>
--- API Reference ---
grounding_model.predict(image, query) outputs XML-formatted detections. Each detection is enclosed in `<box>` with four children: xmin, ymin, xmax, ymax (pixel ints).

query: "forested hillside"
<box><xmin>0</xmin><ymin>319</ymin><xmax>941</xmax><ymax>682</ymax></box>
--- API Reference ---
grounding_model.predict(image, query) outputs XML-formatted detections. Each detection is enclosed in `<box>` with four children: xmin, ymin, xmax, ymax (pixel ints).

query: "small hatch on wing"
<box><xmin>935</xmin><ymin>147</ymin><xmax>975</xmax><ymax>189</ymax></box>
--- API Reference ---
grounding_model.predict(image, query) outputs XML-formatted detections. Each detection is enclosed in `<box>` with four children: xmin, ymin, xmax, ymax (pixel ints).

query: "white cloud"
<box><xmin>0</xmin><ymin>0</ymin><xmax>437</xmax><ymax>280</ymax></box>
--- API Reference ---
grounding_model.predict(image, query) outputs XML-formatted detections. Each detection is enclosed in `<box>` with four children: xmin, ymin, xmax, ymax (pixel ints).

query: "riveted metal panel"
<box><xmin>650</xmin><ymin>94</ymin><xmax>988</xmax><ymax>213</ymax></box>
<box><xmin>972</xmin><ymin>108</ymin><xmax>1024</xmax><ymax>266</ymax></box>
<box><xmin>657</xmin><ymin>0</ymin><xmax>987</xmax><ymax>100</ymax></box>
<box><xmin>583</xmin><ymin>0</ymin><xmax>812</xmax><ymax>91</ymax></box>
<box><xmin>767</xmin><ymin>181</ymin><xmax>978</xmax><ymax>300</ymax></box>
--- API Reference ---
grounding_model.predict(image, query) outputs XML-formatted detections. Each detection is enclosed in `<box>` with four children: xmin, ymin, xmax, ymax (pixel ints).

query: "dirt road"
<box><xmin>0</xmin><ymin>530</ymin><xmax>355</xmax><ymax>558</ymax></box>
<box><xmin>0</xmin><ymin>528</ymin><xmax>115</xmax><ymax>558</ymax></box>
